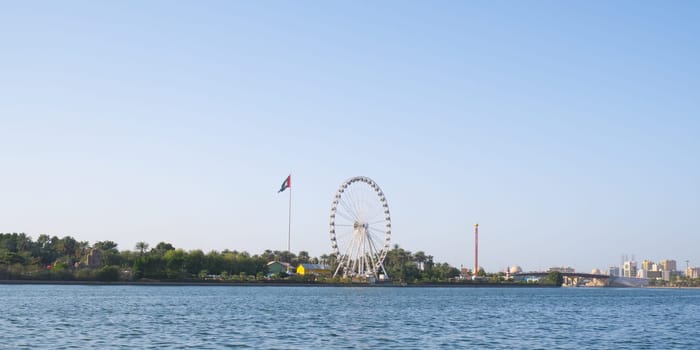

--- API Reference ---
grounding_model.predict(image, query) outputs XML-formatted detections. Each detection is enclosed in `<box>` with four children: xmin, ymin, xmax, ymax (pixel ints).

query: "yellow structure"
<box><xmin>296</xmin><ymin>263</ymin><xmax>331</xmax><ymax>276</ymax></box>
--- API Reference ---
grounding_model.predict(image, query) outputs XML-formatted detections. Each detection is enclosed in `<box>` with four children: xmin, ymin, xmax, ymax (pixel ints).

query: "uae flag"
<box><xmin>278</xmin><ymin>175</ymin><xmax>291</xmax><ymax>193</ymax></box>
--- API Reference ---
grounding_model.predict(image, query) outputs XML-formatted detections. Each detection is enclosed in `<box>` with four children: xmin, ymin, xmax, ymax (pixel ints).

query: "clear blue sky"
<box><xmin>2</xmin><ymin>2</ymin><xmax>699</xmax><ymax>273</ymax></box>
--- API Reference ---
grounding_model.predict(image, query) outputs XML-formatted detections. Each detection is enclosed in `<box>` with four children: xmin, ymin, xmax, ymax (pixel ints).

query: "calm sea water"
<box><xmin>1</xmin><ymin>285</ymin><xmax>699</xmax><ymax>349</ymax></box>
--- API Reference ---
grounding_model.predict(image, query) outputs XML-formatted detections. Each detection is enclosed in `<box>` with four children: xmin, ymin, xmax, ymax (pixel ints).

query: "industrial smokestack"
<box><xmin>474</xmin><ymin>223</ymin><xmax>479</xmax><ymax>278</ymax></box>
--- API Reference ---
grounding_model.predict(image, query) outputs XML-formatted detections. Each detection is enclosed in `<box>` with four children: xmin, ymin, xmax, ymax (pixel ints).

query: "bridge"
<box><xmin>513</xmin><ymin>272</ymin><xmax>610</xmax><ymax>287</ymax></box>
<box><xmin>513</xmin><ymin>272</ymin><xmax>649</xmax><ymax>287</ymax></box>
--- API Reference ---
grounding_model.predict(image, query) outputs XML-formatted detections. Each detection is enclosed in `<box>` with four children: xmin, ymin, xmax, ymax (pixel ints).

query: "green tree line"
<box><xmin>0</xmin><ymin>233</ymin><xmax>463</xmax><ymax>283</ymax></box>
<box><xmin>383</xmin><ymin>244</ymin><xmax>461</xmax><ymax>283</ymax></box>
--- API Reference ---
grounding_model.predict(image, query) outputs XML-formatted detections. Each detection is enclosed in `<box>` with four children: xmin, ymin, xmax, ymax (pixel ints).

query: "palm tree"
<box><xmin>413</xmin><ymin>251</ymin><xmax>427</xmax><ymax>271</ymax></box>
<box><xmin>297</xmin><ymin>251</ymin><xmax>310</xmax><ymax>264</ymax></box>
<box><xmin>262</xmin><ymin>249</ymin><xmax>274</xmax><ymax>261</ymax></box>
<box><xmin>135</xmin><ymin>242</ymin><xmax>149</xmax><ymax>256</ymax></box>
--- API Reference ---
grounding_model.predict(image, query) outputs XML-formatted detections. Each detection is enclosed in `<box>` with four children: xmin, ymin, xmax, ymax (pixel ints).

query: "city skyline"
<box><xmin>2</xmin><ymin>2</ymin><xmax>699</xmax><ymax>273</ymax></box>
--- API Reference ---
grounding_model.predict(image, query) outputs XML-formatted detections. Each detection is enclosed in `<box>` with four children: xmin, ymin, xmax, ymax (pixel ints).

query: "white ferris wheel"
<box><xmin>329</xmin><ymin>176</ymin><xmax>391</xmax><ymax>278</ymax></box>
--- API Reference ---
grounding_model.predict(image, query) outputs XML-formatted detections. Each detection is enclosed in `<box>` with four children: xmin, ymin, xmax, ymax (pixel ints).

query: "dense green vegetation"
<box><xmin>383</xmin><ymin>245</ymin><xmax>461</xmax><ymax>283</ymax></box>
<box><xmin>543</xmin><ymin>271</ymin><xmax>564</xmax><ymax>286</ymax></box>
<box><xmin>0</xmin><ymin>233</ymin><xmax>462</xmax><ymax>283</ymax></box>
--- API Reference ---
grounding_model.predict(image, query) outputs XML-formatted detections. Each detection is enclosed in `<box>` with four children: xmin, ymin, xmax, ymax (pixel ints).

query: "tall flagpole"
<box><xmin>278</xmin><ymin>174</ymin><xmax>292</xmax><ymax>273</ymax></box>
<box><xmin>286</xmin><ymin>174</ymin><xmax>291</xmax><ymax>273</ymax></box>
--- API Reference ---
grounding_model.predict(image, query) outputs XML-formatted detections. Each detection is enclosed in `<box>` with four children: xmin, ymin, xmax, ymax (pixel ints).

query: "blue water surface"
<box><xmin>1</xmin><ymin>285</ymin><xmax>699</xmax><ymax>349</ymax></box>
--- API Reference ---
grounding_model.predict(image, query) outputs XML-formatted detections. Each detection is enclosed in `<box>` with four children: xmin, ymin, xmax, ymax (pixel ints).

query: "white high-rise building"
<box><xmin>623</xmin><ymin>260</ymin><xmax>638</xmax><ymax>278</ymax></box>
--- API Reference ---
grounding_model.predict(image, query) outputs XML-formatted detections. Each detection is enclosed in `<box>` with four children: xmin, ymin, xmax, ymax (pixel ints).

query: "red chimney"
<box><xmin>474</xmin><ymin>223</ymin><xmax>479</xmax><ymax>278</ymax></box>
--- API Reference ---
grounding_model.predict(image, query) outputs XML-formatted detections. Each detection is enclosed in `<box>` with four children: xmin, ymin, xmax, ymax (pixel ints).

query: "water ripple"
<box><xmin>1</xmin><ymin>286</ymin><xmax>700</xmax><ymax>349</ymax></box>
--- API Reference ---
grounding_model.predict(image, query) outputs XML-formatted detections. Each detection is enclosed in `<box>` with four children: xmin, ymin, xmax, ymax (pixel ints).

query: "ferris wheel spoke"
<box><xmin>334</xmin><ymin>237</ymin><xmax>351</xmax><ymax>248</ymax></box>
<box><xmin>367</xmin><ymin>232</ymin><xmax>384</xmax><ymax>245</ymax></box>
<box><xmin>366</xmin><ymin>205</ymin><xmax>386</xmax><ymax>222</ymax></box>
<box><xmin>343</xmin><ymin>185</ymin><xmax>363</xmax><ymax>220</ymax></box>
<box><xmin>353</xmin><ymin>191</ymin><xmax>365</xmax><ymax>221</ymax></box>
<box><xmin>337</xmin><ymin>198</ymin><xmax>360</xmax><ymax>221</ymax></box>
<box><xmin>367</xmin><ymin>204</ymin><xmax>385</xmax><ymax>225</ymax></box>
<box><xmin>342</xmin><ymin>193</ymin><xmax>361</xmax><ymax>217</ymax></box>
<box><xmin>335</xmin><ymin>208</ymin><xmax>357</xmax><ymax>223</ymax></box>
<box><xmin>333</xmin><ymin>232</ymin><xmax>351</xmax><ymax>245</ymax></box>
<box><xmin>368</xmin><ymin>226</ymin><xmax>387</xmax><ymax>237</ymax></box>
<box><xmin>367</xmin><ymin>223</ymin><xmax>385</xmax><ymax>231</ymax></box>
<box><xmin>358</xmin><ymin>186</ymin><xmax>372</xmax><ymax>220</ymax></box>
<box><xmin>336</xmin><ymin>227</ymin><xmax>353</xmax><ymax>236</ymax></box>
<box><xmin>358</xmin><ymin>187</ymin><xmax>371</xmax><ymax>220</ymax></box>
<box><xmin>368</xmin><ymin>218</ymin><xmax>387</xmax><ymax>225</ymax></box>
<box><xmin>334</xmin><ymin>230</ymin><xmax>353</xmax><ymax>245</ymax></box>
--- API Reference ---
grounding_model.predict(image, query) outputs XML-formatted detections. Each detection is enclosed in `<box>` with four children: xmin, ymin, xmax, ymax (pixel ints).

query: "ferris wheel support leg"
<box><xmin>379</xmin><ymin>262</ymin><xmax>389</xmax><ymax>280</ymax></box>
<box><xmin>333</xmin><ymin>258</ymin><xmax>344</xmax><ymax>278</ymax></box>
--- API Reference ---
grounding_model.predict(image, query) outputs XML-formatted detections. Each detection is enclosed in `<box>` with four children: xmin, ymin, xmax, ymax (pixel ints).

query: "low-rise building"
<box><xmin>549</xmin><ymin>266</ymin><xmax>575</xmax><ymax>273</ymax></box>
<box><xmin>459</xmin><ymin>267</ymin><xmax>470</xmax><ymax>279</ymax></box>
<box><xmin>646</xmin><ymin>270</ymin><xmax>662</xmax><ymax>279</ymax></box>
<box><xmin>662</xmin><ymin>270</ymin><xmax>683</xmax><ymax>281</ymax></box>
<box><xmin>296</xmin><ymin>263</ymin><xmax>331</xmax><ymax>276</ymax></box>
<box><xmin>267</xmin><ymin>261</ymin><xmax>293</xmax><ymax>274</ymax></box>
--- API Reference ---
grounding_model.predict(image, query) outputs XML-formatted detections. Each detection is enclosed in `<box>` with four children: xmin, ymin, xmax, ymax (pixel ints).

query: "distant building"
<box><xmin>623</xmin><ymin>260</ymin><xmax>637</xmax><ymax>278</ymax></box>
<box><xmin>686</xmin><ymin>267</ymin><xmax>700</xmax><ymax>279</ymax></box>
<box><xmin>641</xmin><ymin>260</ymin><xmax>654</xmax><ymax>271</ymax></box>
<box><xmin>661</xmin><ymin>259</ymin><xmax>677</xmax><ymax>272</ymax></box>
<box><xmin>647</xmin><ymin>271</ymin><xmax>662</xmax><ymax>279</ymax></box>
<box><xmin>609</xmin><ymin>266</ymin><xmax>620</xmax><ymax>277</ymax></box>
<box><xmin>267</xmin><ymin>261</ymin><xmax>292</xmax><ymax>274</ymax></box>
<box><xmin>549</xmin><ymin>266</ymin><xmax>575</xmax><ymax>273</ymax></box>
<box><xmin>662</xmin><ymin>270</ymin><xmax>671</xmax><ymax>281</ymax></box>
<box><xmin>662</xmin><ymin>270</ymin><xmax>683</xmax><ymax>281</ymax></box>
<box><xmin>86</xmin><ymin>249</ymin><xmax>103</xmax><ymax>269</ymax></box>
<box><xmin>296</xmin><ymin>263</ymin><xmax>331</xmax><ymax>276</ymax></box>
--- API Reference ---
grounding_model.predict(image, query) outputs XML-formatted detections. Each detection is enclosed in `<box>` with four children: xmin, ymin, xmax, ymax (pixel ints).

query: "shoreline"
<box><xmin>0</xmin><ymin>280</ymin><xmax>559</xmax><ymax>288</ymax></box>
<box><xmin>3</xmin><ymin>280</ymin><xmax>699</xmax><ymax>289</ymax></box>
